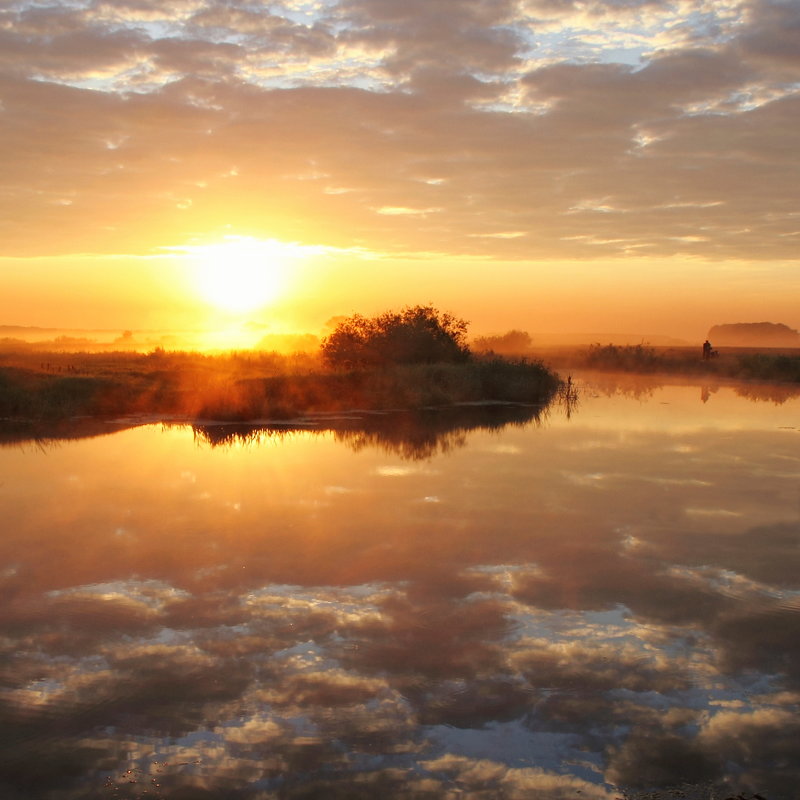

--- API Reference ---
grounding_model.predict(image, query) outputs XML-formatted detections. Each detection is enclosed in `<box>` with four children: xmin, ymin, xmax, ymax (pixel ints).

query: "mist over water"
<box><xmin>1</xmin><ymin>375</ymin><xmax>799</xmax><ymax>799</ymax></box>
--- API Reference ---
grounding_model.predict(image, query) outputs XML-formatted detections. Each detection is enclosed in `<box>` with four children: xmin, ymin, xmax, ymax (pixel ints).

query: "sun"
<box><xmin>189</xmin><ymin>237</ymin><xmax>290</xmax><ymax>313</ymax></box>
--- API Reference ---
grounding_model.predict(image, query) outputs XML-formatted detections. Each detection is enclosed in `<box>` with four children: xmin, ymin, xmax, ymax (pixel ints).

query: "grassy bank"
<box><xmin>556</xmin><ymin>343</ymin><xmax>800</xmax><ymax>383</ymax></box>
<box><xmin>0</xmin><ymin>350</ymin><xmax>561</xmax><ymax>422</ymax></box>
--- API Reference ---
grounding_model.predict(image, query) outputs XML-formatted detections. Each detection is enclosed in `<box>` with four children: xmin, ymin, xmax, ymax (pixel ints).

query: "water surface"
<box><xmin>1</xmin><ymin>375</ymin><xmax>799</xmax><ymax>799</ymax></box>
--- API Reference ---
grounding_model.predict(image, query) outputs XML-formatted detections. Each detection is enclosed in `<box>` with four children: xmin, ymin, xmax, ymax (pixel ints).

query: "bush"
<box><xmin>321</xmin><ymin>305</ymin><xmax>471</xmax><ymax>369</ymax></box>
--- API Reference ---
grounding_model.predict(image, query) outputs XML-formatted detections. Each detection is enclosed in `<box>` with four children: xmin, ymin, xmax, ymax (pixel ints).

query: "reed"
<box><xmin>577</xmin><ymin>344</ymin><xmax>800</xmax><ymax>383</ymax></box>
<box><xmin>0</xmin><ymin>352</ymin><xmax>561</xmax><ymax>422</ymax></box>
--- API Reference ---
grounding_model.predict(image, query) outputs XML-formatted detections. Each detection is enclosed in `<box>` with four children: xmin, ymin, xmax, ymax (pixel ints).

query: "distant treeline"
<box><xmin>708</xmin><ymin>322</ymin><xmax>800</xmax><ymax>347</ymax></box>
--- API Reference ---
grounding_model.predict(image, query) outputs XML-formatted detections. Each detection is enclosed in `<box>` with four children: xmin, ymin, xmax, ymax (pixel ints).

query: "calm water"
<box><xmin>1</xmin><ymin>375</ymin><xmax>799</xmax><ymax>799</ymax></box>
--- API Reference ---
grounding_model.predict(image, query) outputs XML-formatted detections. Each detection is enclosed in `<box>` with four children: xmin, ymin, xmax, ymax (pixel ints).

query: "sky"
<box><xmin>1</xmin><ymin>0</ymin><xmax>799</xmax><ymax>345</ymax></box>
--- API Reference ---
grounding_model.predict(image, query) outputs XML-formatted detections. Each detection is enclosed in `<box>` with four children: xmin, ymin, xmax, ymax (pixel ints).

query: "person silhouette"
<box><xmin>702</xmin><ymin>340</ymin><xmax>712</xmax><ymax>360</ymax></box>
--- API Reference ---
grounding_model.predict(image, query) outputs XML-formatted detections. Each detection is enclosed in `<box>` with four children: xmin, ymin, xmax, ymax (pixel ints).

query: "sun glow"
<box><xmin>188</xmin><ymin>237</ymin><xmax>293</xmax><ymax>313</ymax></box>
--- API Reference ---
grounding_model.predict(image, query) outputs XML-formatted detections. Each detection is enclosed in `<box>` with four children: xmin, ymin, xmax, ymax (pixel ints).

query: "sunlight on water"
<box><xmin>1</xmin><ymin>375</ymin><xmax>799</xmax><ymax>799</ymax></box>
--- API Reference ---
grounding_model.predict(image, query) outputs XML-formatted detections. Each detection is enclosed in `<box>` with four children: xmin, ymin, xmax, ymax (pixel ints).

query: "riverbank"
<box><xmin>0</xmin><ymin>350</ymin><xmax>561</xmax><ymax>422</ymax></box>
<box><xmin>541</xmin><ymin>343</ymin><xmax>800</xmax><ymax>384</ymax></box>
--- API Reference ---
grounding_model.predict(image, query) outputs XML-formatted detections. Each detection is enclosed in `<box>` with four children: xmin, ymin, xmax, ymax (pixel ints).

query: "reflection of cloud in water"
<box><xmin>670</xmin><ymin>443</ymin><xmax>698</xmax><ymax>453</ymax></box>
<box><xmin>561</xmin><ymin>438</ymin><xmax>620</xmax><ymax>451</ymax></box>
<box><xmin>46</xmin><ymin>578</ymin><xmax>190</xmax><ymax>610</ymax></box>
<box><xmin>643</xmin><ymin>476</ymin><xmax>711</xmax><ymax>486</ymax></box>
<box><xmin>323</xmin><ymin>484</ymin><xmax>352</xmax><ymax>495</ymax></box>
<box><xmin>562</xmin><ymin>470</ymin><xmax>611</xmax><ymax>485</ymax></box>
<box><xmin>422</xmin><ymin>753</ymin><xmax>614</xmax><ymax>798</ymax></box>
<box><xmin>685</xmin><ymin>507</ymin><xmax>743</xmax><ymax>517</ymax></box>
<box><xmin>662</xmin><ymin>564</ymin><xmax>792</xmax><ymax>603</ymax></box>
<box><xmin>479</xmin><ymin>443</ymin><xmax>523</xmax><ymax>454</ymax></box>
<box><xmin>5</xmin><ymin>562</ymin><xmax>800</xmax><ymax>797</ymax></box>
<box><xmin>244</xmin><ymin>582</ymin><xmax>394</xmax><ymax>627</ymax></box>
<box><xmin>374</xmin><ymin>465</ymin><xmax>421</xmax><ymax>477</ymax></box>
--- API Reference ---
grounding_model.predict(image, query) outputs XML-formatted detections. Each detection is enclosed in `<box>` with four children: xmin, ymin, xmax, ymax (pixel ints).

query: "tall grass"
<box><xmin>195</xmin><ymin>358</ymin><xmax>560</xmax><ymax>420</ymax></box>
<box><xmin>0</xmin><ymin>370</ymin><xmax>120</xmax><ymax>418</ymax></box>
<box><xmin>584</xmin><ymin>343</ymin><xmax>664</xmax><ymax>372</ymax></box>
<box><xmin>735</xmin><ymin>354</ymin><xmax>800</xmax><ymax>383</ymax></box>
<box><xmin>579</xmin><ymin>343</ymin><xmax>800</xmax><ymax>383</ymax></box>
<box><xmin>0</xmin><ymin>352</ymin><xmax>561</xmax><ymax>422</ymax></box>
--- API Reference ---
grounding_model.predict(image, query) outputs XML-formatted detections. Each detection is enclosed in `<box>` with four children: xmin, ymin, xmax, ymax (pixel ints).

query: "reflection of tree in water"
<box><xmin>700</xmin><ymin>384</ymin><xmax>718</xmax><ymax>403</ymax></box>
<box><xmin>733</xmin><ymin>382</ymin><xmax>800</xmax><ymax>404</ymax></box>
<box><xmin>189</xmin><ymin>422</ymin><xmax>310</xmax><ymax>449</ymax></box>
<box><xmin>334</xmin><ymin>404</ymin><xmax>552</xmax><ymax>460</ymax></box>
<box><xmin>579</xmin><ymin>372</ymin><xmax>659</xmax><ymax>400</ymax></box>
<box><xmin>192</xmin><ymin>403</ymin><xmax>550</xmax><ymax>460</ymax></box>
<box><xmin>582</xmin><ymin>371</ymin><xmax>800</xmax><ymax>406</ymax></box>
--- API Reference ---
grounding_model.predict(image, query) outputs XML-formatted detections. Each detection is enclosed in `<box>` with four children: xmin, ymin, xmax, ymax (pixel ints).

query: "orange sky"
<box><xmin>1</xmin><ymin>0</ymin><xmax>799</xmax><ymax>344</ymax></box>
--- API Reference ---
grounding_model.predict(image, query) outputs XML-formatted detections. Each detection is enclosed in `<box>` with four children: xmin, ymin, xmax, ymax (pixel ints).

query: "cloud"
<box><xmin>189</xmin><ymin>6</ymin><xmax>337</xmax><ymax>57</ymax></box>
<box><xmin>335</xmin><ymin>0</ymin><xmax>525</xmax><ymax>80</ymax></box>
<box><xmin>0</xmin><ymin>0</ymin><xmax>794</xmax><ymax>259</ymax></box>
<box><xmin>737</xmin><ymin>0</ymin><xmax>800</xmax><ymax>70</ymax></box>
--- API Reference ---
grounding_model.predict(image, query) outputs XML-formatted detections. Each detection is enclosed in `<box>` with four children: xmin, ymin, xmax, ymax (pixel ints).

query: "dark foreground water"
<box><xmin>1</xmin><ymin>374</ymin><xmax>799</xmax><ymax>799</ymax></box>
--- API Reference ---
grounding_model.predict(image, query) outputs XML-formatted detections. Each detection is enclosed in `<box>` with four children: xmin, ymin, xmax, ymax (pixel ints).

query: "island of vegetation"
<box><xmin>0</xmin><ymin>305</ymin><xmax>562</xmax><ymax>424</ymax></box>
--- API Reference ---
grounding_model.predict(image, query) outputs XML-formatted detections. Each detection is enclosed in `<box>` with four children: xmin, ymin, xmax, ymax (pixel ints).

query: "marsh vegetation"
<box><xmin>566</xmin><ymin>342</ymin><xmax>800</xmax><ymax>384</ymax></box>
<box><xmin>0</xmin><ymin>307</ymin><xmax>561</xmax><ymax>423</ymax></box>
<box><xmin>0</xmin><ymin>353</ymin><xmax>560</xmax><ymax>423</ymax></box>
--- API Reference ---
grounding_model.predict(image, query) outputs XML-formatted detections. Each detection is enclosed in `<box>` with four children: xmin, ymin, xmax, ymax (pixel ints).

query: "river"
<box><xmin>1</xmin><ymin>373</ymin><xmax>798</xmax><ymax>799</ymax></box>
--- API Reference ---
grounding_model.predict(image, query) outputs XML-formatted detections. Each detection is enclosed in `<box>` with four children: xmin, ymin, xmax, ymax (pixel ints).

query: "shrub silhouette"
<box><xmin>321</xmin><ymin>305</ymin><xmax>471</xmax><ymax>369</ymax></box>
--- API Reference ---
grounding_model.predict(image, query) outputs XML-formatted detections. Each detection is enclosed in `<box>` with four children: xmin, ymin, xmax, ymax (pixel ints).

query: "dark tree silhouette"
<box><xmin>321</xmin><ymin>305</ymin><xmax>471</xmax><ymax>369</ymax></box>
